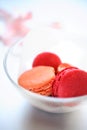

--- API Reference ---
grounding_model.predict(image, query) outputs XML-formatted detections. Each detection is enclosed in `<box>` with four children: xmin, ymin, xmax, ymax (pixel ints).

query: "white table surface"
<box><xmin>0</xmin><ymin>1</ymin><xmax>87</xmax><ymax>130</ymax></box>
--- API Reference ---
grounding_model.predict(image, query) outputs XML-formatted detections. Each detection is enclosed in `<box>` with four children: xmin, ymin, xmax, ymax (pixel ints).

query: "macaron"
<box><xmin>52</xmin><ymin>67</ymin><xmax>87</xmax><ymax>97</ymax></box>
<box><xmin>32</xmin><ymin>52</ymin><xmax>62</xmax><ymax>72</ymax></box>
<box><xmin>57</xmin><ymin>63</ymin><xmax>73</xmax><ymax>73</ymax></box>
<box><xmin>18</xmin><ymin>66</ymin><xmax>55</xmax><ymax>96</ymax></box>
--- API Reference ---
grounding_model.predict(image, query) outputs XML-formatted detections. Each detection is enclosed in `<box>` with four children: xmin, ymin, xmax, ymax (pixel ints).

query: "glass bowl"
<box><xmin>3</xmin><ymin>27</ymin><xmax>87</xmax><ymax>113</ymax></box>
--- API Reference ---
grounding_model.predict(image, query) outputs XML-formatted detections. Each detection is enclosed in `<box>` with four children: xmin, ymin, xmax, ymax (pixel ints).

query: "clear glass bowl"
<box><xmin>3</xmin><ymin>27</ymin><xmax>87</xmax><ymax>113</ymax></box>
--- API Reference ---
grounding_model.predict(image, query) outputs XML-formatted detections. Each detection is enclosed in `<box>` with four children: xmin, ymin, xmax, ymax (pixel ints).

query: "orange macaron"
<box><xmin>18</xmin><ymin>66</ymin><xmax>55</xmax><ymax>96</ymax></box>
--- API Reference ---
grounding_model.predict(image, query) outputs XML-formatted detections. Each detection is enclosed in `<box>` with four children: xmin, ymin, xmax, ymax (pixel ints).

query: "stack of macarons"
<box><xmin>18</xmin><ymin>52</ymin><xmax>87</xmax><ymax>98</ymax></box>
<box><xmin>18</xmin><ymin>66</ymin><xmax>55</xmax><ymax>96</ymax></box>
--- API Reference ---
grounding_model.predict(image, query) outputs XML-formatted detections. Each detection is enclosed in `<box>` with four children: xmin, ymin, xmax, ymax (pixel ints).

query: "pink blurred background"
<box><xmin>0</xmin><ymin>0</ymin><xmax>87</xmax><ymax>46</ymax></box>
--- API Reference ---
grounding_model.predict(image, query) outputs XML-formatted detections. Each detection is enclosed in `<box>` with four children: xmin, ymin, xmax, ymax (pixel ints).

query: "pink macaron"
<box><xmin>52</xmin><ymin>67</ymin><xmax>87</xmax><ymax>98</ymax></box>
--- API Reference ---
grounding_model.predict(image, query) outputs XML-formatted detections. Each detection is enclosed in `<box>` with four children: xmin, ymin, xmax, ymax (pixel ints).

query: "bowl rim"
<box><xmin>3</xmin><ymin>37</ymin><xmax>87</xmax><ymax>104</ymax></box>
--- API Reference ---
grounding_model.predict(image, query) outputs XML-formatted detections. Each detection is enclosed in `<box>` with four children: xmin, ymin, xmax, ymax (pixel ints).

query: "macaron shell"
<box><xmin>58</xmin><ymin>69</ymin><xmax>87</xmax><ymax>97</ymax></box>
<box><xmin>34</xmin><ymin>82</ymin><xmax>53</xmax><ymax>96</ymax></box>
<box><xmin>52</xmin><ymin>68</ymin><xmax>69</xmax><ymax>97</ymax></box>
<box><xmin>32</xmin><ymin>52</ymin><xmax>61</xmax><ymax>72</ymax></box>
<box><xmin>18</xmin><ymin>66</ymin><xmax>55</xmax><ymax>96</ymax></box>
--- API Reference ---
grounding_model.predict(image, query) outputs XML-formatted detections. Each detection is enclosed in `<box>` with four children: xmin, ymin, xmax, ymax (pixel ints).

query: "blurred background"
<box><xmin>0</xmin><ymin>0</ymin><xmax>87</xmax><ymax>46</ymax></box>
<box><xmin>0</xmin><ymin>0</ymin><xmax>87</xmax><ymax>130</ymax></box>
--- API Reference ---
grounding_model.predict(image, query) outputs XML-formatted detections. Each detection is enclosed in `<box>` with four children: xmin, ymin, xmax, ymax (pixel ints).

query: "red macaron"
<box><xmin>32</xmin><ymin>52</ymin><xmax>62</xmax><ymax>72</ymax></box>
<box><xmin>52</xmin><ymin>67</ymin><xmax>87</xmax><ymax>98</ymax></box>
